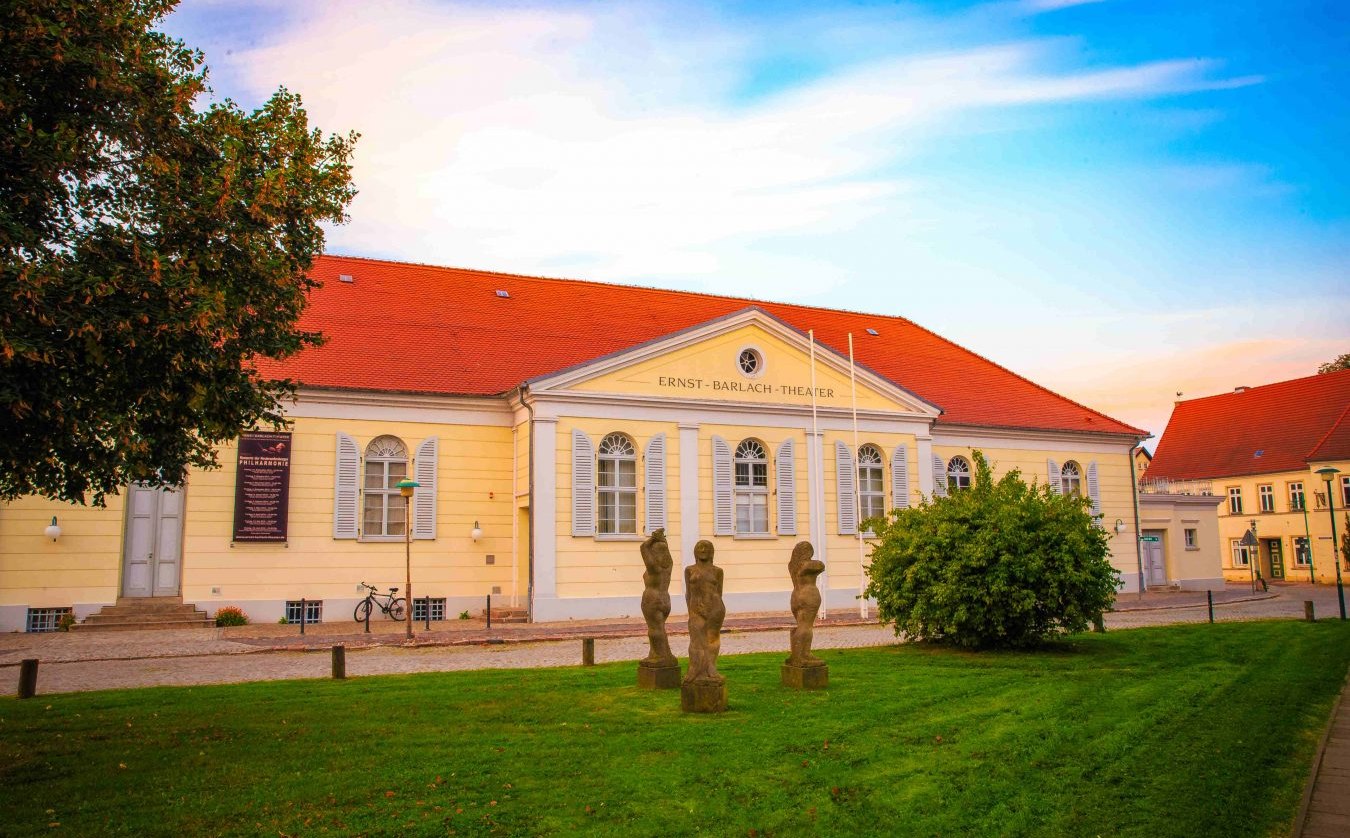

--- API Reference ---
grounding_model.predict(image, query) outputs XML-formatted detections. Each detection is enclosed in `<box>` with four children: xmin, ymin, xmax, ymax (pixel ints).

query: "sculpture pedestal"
<box><xmin>781</xmin><ymin>662</ymin><xmax>829</xmax><ymax>690</ymax></box>
<box><xmin>680</xmin><ymin>679</ymin><xmax>728</xmax><ymax>713</ymax></box>
<box><xmin>637</xmin><ymin>660</ymin><xmax>682</xmax><ymax>689</ymax></box>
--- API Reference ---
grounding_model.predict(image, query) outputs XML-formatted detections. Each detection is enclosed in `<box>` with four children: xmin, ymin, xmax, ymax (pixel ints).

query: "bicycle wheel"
<box><xmin>354</xmin><ymin>599</ymin><xmax>373</xmax><ymax>622</ymax></box>
<box><xmin>388</xmin><ymin>598</ymin><xmax>407</xmax><ymax>621</ymax></box>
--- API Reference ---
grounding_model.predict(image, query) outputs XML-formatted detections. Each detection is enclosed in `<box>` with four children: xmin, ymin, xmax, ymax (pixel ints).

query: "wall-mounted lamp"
<box><xmin>1113</xmin><ymin>518</ymin><xmax>1126</xmax><ymax>535</ymax></box>
<box><xmin>45</xmin><ymin>515</ymin><xmax>62</xmax><ymax>541</ymax></box>
<box><xmin>471</xmin><ymin>521</ymin><xmax>483</xmax><ymax>542</ymax></box>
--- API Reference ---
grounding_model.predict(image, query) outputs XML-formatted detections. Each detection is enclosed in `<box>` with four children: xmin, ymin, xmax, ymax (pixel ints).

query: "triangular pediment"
<box><xmin>528</xmin><ymin>308</ymin><xmax>940</xmax><ymax>417</ymax></box>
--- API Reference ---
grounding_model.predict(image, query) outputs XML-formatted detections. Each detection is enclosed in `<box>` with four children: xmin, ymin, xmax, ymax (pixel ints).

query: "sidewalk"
<box><xmin>1295</xmin><ymin>674</ymin><xmax>1350</xmax><ymax>838</ymax></box>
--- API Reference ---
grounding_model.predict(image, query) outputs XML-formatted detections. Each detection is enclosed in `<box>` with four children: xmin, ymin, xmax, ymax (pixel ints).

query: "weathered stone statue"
<box><xmin>783</xmin><ymin>541</ymin><xmax>829</xmax><ymax>689</ymax></box>
<box><xmin>682</xmin><ymin>539</ymin><xmax>727</xmax><ymax>712</ymax></box>
<box><xmin>637</xmin><ymin>529</ymin><xmax>681</xmax><ymax>689</ymax></box>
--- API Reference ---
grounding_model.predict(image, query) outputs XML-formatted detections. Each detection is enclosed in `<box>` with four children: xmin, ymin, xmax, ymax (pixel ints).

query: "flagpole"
<box><xmin>809</xmin><ymin>330</ymin><xmax>824</xmax><ymax>620</ymax></box>
<box><xmin>850</xmin><ymin>333</ymin><xmax>867</xmax><ymax>619</ymax></box>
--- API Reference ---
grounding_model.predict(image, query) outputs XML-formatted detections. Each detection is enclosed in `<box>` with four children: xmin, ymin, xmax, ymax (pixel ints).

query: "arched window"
<box><xmin>1061</xmin><ymin>460</ymin><xmax>1083</xmax><ymax>497</ymax></box>
<box><xmin>734</xmin><ymin>439</ymin><xmax>770</xmax><ymax>534</ymax></box>
<box><xmin>947</xmin><ymin>456</ymin><xmax>972</xmax><ymax>492</ymax></box>
<box><xmin>597</xmin><ymin>433</ymin><xmax>637</xmax><ymax>535</ymax></box>
<box><xmin>364</xmin><ymin>436</ymin><xmax>408</xmax><ymax>537</ymax></box>
<box><xmin>858</xmin><ymin>445</ymin><xmax>885</xmax><ymax>521</ymax></box>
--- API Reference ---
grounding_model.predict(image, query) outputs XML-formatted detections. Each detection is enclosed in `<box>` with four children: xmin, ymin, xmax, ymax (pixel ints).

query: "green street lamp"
<box><xmin>1315</xmin><ymin>467</ymin><xmax>1345</xmax><ymax>621</ymax></box>
<box><xmin>397</xmin><ymin>478</ymin><xmax>420</xmax><ymax>640</ymax></box>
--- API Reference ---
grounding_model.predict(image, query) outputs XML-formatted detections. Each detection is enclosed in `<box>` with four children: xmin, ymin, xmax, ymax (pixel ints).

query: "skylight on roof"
<box><xmin>1254</xmin><ymin>449</ymin><xmax>1264</xmax><ymax>458</ymax></box>
<box><xmin>495</xmin><ymin>289</ymin><xmax>510</xmax><ymax>298</ymax></box>
<box><xmin>866</xmin><ymin>328</ymin><xmax>879</xmax><ymax>336</ymax></box>
<box><xmin>338</xmin><ymin>274</ymin><xmax>353</xmax><ymax>283</ymax></box>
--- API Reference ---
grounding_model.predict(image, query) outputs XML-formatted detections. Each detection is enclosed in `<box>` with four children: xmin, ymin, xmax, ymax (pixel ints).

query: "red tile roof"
<box><xmin>1147</xmin><ymin>370</ymin><xmax>1350</xmax><ymax>480</ymax></box>
<box><xmin>255</xmin><ymin>254</ymin><xmax>1144</xmax><ymax>437</ymax></box>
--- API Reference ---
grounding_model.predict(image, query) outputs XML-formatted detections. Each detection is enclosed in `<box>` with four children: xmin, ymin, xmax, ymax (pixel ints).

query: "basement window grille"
<box><xmin>285</xmin><ymin>600</ymin><xmax>323</xmax><ymax>624</ymax></box>
<box><xmin>26</xmin><ymin>607</ymin><xmax>72</xmax><ymax>633</ymax></box>
<box><xmin>412</xmin><ymin>598</ymin><xmax>447</xmax><ymax>621</ymax></box>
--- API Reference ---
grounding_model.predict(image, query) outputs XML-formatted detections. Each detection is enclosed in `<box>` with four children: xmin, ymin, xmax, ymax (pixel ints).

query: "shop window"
<box><xmin>1060</xmin><ymin>461</ymin><xmax>1083</xmax><ymax>498</ymax></box>
<box><xmin>285</xmin><ymin>600</ymin><xmax>323</xmax><ymax>624</ymax></box>
<box><xmin>1228</xmin><ymin>487</ymin><xmax>1243</xmax><ymax>515</ymax></box>
<box><xmin>734</xmin><ymin>439</ymin><xmax>770</xmax><ymax>534</ymax></box>
<box><xmin>858</xmin><ymin>445</ymin><xmax>885</xmax><ymax>524</ymax></box>
<box><xmin>1289</xmin><ymin>482</ymin><xmax>1305</xmax><ymax>511</ymax></box>
<box><xmin>1258</xmin><ymin>484</ymin><xmax>1274</xmax><ymax>513</ymax></box>
<box><xmin>26</xmin><ymin>607</ymin><xmax>72</xmax><ymax>633</ymax></box>
<box><xmin>1184</xmin><ymin>529</ymin><xmax>1197</xmax><ymax>549</ymax></box>
<box><xmin>1294</xmin><ymin>537</ymin><xmax>1311</xmax><ymax>567</ymax></box>
<box><xmin>363</xmin><ymin>435</ymin><xmax>408</xmax><ymax>538</ymax></box>
<box><xmin>597</xmin><ymin>433</ymin><xmax>638</xmax><ymax>535</ymax></box>
<box><xmin>947</xmin><ymin>456</ymin><xmax>972</xmax><ymax>492</ymax></box>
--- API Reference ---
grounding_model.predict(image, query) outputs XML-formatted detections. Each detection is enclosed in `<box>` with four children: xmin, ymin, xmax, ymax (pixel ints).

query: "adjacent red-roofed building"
<box><xmin>1145</xmin><ymin>370</ymin><xmax>1350</xmax><ymax>584</ymax></box>
<box><xmin>2</xmin><ymin>254</ymin><xmax>1161</xmax><ymax>629</ymax></box>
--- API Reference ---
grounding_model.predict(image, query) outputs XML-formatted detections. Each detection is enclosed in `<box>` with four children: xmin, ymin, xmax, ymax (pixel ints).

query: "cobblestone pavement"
<box><xmin>3</xmin><ymin>583</ymin><xmax>1345</xmax><ymax>696</ymax></box>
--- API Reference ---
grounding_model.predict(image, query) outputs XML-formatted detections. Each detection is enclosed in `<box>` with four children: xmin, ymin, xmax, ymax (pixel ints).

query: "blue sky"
<box><xmin>164</xmin><ymin>0</ymin><xmax>1348</xmax><ymax>442</ymax></box>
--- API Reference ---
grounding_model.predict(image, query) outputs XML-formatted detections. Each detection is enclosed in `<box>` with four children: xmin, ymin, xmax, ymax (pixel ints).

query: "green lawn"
<box><xmin>2</xmin><ymin>622</ymin><xmax>1348</xmax><ymax>837</ymax></box>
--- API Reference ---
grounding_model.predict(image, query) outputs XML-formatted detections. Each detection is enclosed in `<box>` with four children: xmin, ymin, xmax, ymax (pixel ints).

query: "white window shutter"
<box><xmin>776</xmin><ymin>439</ymin><xmax>797</xmax><ymax>535</ymax></box>
<box><xmin>413</xmin><ymin>437</ymin><xmax>438</xmax><ymax>540</ymax></box>
<box><xmin>333</xmin><ymin>432</ymin><xmax>360</xmax><ymax>539</ymax></box>
<box><xmin>932</xmin><ymin>455</ymin><xmax>948</xmax><ymax>498</ymax></box>
<box><xmin>644</xmin><ymin>433</ymin><xmax>667</xmax><ymax>533</ymax></box>
<box><xmin>1087</xmin><ymin>460</ymin><xmax>1101</xmax><ymax>516</ymax></box>
<box><xmin>712</xmin><ymin>436</ymin><xmax>733</xmax><ymax>535</ymax></box>
<box><xmin>572</xmin><ymin>430</ymin><xmax>596</xmax><ymax>536</ymax></box>
<box><xmin>1047</xmin><ymin>459</ymin><xmax>1061</xmax><ymax>495</ymax></box>
<box><xmin>836</xmin><ymin>441</ymin><xmax>857</xmax><ymax>535</ymax></box>
<box><xmin>892</xmin><ymin>445</ymin><xmax>909</xmax><ymax>509</ymax></box>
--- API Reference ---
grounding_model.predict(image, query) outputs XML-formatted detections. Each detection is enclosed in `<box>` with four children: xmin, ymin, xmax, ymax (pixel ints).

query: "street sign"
<box><xmin>1139</xmin><ymin>535</ymin><xmax>1160</xmax><ymax>542</ymax></box>
<box><xmin>1240</xmin><ymin>529</ymin><xmax>1258</xmax><ymax>548</ymax></box>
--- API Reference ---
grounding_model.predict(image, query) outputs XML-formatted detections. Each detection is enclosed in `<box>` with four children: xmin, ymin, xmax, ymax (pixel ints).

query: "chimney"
<box><xmin>1234</xmin><ymin>385</ymin><xmax>1248</xmax><ymax>393</ymax></box>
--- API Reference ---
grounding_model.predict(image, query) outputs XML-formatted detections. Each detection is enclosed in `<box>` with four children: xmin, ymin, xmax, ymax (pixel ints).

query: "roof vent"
<box><xmin>1254</xmin><ymin>449</ymin><xmax>1264</xmax><ymax>458</ymax></box>
<box><xmin>495</xmin><ymin>289</ymin><xmax>510</xmax><ymax>298</ymax></box>
<box><xmin>1234</xmin><ymin>385</ymin><xmax>1248</xmax><ymax>393</ymax></box>
<box><xmin>338</xmin><ymin>274</ymin><xmax>354</xmax><ymax>283</ymax></box>
<box><xmin>866</xmin><ymin>328</ymin><xmax>879</xmax><ymax>336</ymax></box>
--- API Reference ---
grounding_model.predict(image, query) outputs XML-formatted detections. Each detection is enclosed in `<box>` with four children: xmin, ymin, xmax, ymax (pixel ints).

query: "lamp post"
<box><xmin>1315</xmin><ymin>467</ymin><xmax>1345</xmax><ymax>620</ymax></box>
<box><xmin>397</xmin><ymin>477</ymin><xmax>420</xmax><ymax>640</ymax></box>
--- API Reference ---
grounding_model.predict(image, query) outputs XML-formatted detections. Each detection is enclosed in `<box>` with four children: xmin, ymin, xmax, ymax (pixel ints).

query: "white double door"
<box><xmin>121</xmin><ymin>484</ymin><xmax>184</xmax><ymax>597</ymax></box>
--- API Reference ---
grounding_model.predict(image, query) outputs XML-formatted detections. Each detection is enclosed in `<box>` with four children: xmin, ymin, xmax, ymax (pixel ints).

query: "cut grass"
<box><xmin>2</xmin><ymin>621</ymin><xmax>1348</xmax><ymax>837</ymax></box>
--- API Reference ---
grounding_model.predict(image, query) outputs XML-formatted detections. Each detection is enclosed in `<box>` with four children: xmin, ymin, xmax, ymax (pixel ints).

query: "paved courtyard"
<box><xmin>2</xmin><ymin>583</ymin><xmax>1344</xmax><ymax>696</ymax></box>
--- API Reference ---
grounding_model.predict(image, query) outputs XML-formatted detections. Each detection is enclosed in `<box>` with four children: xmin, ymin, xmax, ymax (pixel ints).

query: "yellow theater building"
<box><xmin>2</xmin><ymin>256</ymin><xmax>1153</xmax><ymax>631</ymax></box>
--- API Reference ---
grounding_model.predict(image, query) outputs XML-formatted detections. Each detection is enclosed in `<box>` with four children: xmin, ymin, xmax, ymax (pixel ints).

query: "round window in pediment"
<box><xmin>737</xmin><ymin>347</ymin><xmax>764</xmax><ymax>378</ymax></box>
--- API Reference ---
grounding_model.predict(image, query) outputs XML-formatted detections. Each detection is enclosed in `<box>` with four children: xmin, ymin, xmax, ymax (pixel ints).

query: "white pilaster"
<box><xmin>678</xmin><ymin>423</ymin><xmax>700</xmax><ymax>570</ymax></box>
<box><xmin>532</xmin><ymin>418</ymin><xmax>559</xmax><ymax>599</ymax></box>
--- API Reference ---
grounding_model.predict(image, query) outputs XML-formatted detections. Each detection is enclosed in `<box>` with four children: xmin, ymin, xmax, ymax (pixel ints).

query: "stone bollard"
<box><xmin>1305</xmin><ymin>601</ymin><xmax>1316</xmax><ymax>623</ymax></box>
<box><xmin>18</xmin><ymin>658</ymin><xmax>38</xmax><ymax>699</ymax></box>
<box><xmin>582</xmin><ymin>637</ymin><xmax>595</xmax><ymax>666</ymax></box>
<box><xmin>332</xmin><ymin>645</ymin><xmax>346</xmax><ymax>679</ymax></box>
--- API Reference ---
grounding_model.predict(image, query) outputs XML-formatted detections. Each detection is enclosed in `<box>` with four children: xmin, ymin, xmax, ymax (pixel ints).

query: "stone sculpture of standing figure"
<box><xmin>783</xmin><ymin>541</ymin><xmax>829</xmax><ymax>689</ymax></box>
<box><xmin>637</xmin><ymin>529</ymin><xmax>680</xmax><ymax>689</ymax></box>
<box><xmin>682</xmin><ymin>539</ymin><xmax>727</xmax><ymax>712</ymax></box>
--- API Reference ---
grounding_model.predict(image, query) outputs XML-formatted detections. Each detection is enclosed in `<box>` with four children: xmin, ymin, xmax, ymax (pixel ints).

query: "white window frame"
<box><xmin>1293</xmin><ymin>537</ymin><xmax>1311</xmax><ymax>567</ymax></box>
<box><xmin>1289</xmin><ymin>482</ymin><xmax>1305</xmax><ymax>512</ymax></box>
<box><xmin>1258</xmin><ymin>484</ymin><xmax>1274</xmax><ymax>513</ymax></box>
<box><xmin>1230</xmin><ymin>540</ymin><xmax>1251</xmax><ymax>567</ymax></box>
<box><xmin>947</xmin><ymin>456</ymin><xmax>972</xmax><ymax>492</ymax></box>
<box><xmin>1342</xmin><ymin>476</ymin><xmax>1350</xmax><ymax>508</ymax></box>
<box><xmin>1060</xmin><ymin>461</ymin><xmax>1083</xmax><ymax>498</ymax></box>
<box><xmin>362</xmin><ymin>436</ymin><xmax>408</xmax><ymax>540</ymax></box>
<box><xmin>858</xmin><ymin>445</ymin><xmax>885</xmax><ymax>526</ymax></box>
<box><xmin>733</xmin><ymin>438</ymin><xmax>770</xmax><ymax>535</ymax></box>
<box><xmin>1228</xmin><ymin>487</ymin><xmax>1243</xmax><ymax>515</ymax></box>
<box><xmin>596</xmin><ymin>433</ymin><xmax>638</xmax><ymax>537</ymax></box>
<box><xmin>1184</xmin><ymin>529</ymin><xmax>1197</xmax><ymax>549</ymax></box>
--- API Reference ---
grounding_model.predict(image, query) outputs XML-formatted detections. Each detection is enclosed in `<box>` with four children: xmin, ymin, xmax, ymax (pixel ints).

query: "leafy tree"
<box><xmin>863</xmin><ymin>451</ymin><xmax>1119</xmax><ymax>649</ymax></box>
<box><xmin>1319</xmin><ymin>354</ymin><xmax>1350</xmax><ymax>374</ymax></box>
<box><xmin>2</xmin><ymin>1</ymin><xmax>357</xmax><ymax>504</ymax></box>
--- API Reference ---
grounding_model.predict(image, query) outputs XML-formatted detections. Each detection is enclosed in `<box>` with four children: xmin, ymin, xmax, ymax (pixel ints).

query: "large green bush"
<box><xmin>863</xmin><ymin>451</ymin><xmax>1119</xmax><ymax>649</ymax></box>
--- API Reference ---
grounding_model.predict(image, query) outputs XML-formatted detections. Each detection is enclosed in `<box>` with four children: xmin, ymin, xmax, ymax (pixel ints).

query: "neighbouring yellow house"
<box><xmin>1</xmin><ymin>255</ymin><xmax>1153</xmax><ymax>632</ymax></box>
<box><xmin>1145</xmin><ymin>371</ymin><xmax>1350</xmax><ymax>586</ymax></box>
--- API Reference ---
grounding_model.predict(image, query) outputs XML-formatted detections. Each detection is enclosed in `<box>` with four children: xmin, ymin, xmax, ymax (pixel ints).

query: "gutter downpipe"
<box><xmin>515</xmin><ymin>385</ymin><xmax>537</xmax><ymax>622</ymax></box>
<box><xmin>1131</xmin><ymin>442</ymin><xmax>1146</xmax><ymax>600</ymax></box>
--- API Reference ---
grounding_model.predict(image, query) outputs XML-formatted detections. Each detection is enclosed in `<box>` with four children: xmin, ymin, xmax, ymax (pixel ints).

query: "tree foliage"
<box><xmin>863</xmin><ymin>451</ymin><xmax>1120</xmax><ymax>649</ymax></box>
<box><xmin>1</xmin><ymin>0</ymin><xmax>357</xmax><ymax>504</ymax></box>
<box><xmin>1318</xmin><ymin>354</ymin><xmax>1350</xmax><ymax>374</ymax></box>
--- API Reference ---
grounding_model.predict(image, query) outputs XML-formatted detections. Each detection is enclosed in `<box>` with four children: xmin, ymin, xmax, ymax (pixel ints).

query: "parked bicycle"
<box><xmin>354</xmin><ymin>582</ymin><xmax>407</xmax><ymax>622</ymax></box>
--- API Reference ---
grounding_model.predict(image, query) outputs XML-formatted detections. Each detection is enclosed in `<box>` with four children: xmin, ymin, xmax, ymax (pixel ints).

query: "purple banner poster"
<box><xmin>232</xmin><ymin>431</ymin><xmax>292</xmax><ymax>542</ymax></box>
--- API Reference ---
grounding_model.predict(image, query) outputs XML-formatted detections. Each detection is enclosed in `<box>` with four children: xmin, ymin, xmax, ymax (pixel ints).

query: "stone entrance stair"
<box><xmin>75</xmin><ymin>597</ymin><xmax>214</xmax><ymax>631</ymax></box>
<box><xmin>483</xmin><ymin>605</ymin><xmax>529</xmax><ymax>624</ymax></box>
